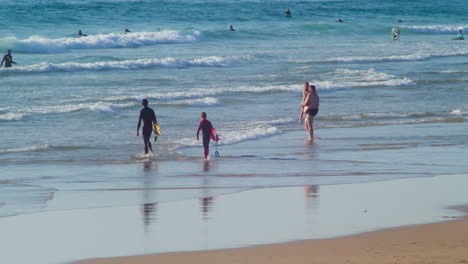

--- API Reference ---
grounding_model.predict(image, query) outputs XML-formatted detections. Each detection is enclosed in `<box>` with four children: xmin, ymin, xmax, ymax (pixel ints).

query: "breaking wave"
<box><xmin>1</xmin><ymin>31</ymin><xmax>202</xmax><ymax>53</ymax></box>
<box><xmin>0</xmin><ymin>56</ymin><xmax>229</xmax><ymax>73</ymax></box>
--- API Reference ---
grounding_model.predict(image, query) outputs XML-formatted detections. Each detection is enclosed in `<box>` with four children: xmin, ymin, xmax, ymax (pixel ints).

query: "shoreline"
<box><xmin>73</xmin><ymin>206</ymin><xmax>468</xmax><ymax>264</ymax></box>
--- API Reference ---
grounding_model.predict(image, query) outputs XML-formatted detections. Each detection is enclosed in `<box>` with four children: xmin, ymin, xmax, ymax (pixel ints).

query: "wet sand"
<box><xmin>74</xmin><ymin>206</ymin><xmax>468</xmax><ymax>264</ymax></box>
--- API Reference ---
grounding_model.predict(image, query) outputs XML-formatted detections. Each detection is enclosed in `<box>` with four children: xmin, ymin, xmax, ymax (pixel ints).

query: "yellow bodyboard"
<box><xmin>152</xmin><ymin>123</ymin><xmax>162</xmax><ymax>136</ymax></box>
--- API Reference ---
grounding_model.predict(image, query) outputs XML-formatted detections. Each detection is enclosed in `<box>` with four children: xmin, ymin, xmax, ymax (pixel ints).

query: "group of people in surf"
<box><xmin>136</xmin><ymin>82</ymin><xmax>320</xmax><ymax>159</ymax></box>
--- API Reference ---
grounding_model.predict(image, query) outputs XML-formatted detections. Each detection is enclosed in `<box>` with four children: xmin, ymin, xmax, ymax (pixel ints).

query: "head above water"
<box><xmin>142</xmin><ymin>98</ymin><xmax>148</xmax><ymax>106</ymax></box>
<box><xmin>201</xmin><ymin>112</ymin><xmax>207</xmax><ymax>119</ymax></box>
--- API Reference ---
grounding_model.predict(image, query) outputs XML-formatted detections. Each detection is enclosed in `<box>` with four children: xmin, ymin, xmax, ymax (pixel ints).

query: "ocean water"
<box><xmin>1</xmin><ymin>0</ymin><xmax>468</xmax><ymax>220</ymax></box>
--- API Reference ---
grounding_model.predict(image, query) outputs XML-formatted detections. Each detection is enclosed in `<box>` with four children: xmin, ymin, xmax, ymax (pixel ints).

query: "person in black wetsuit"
<box><xmin>136</xmin><ymin>99</ymin><xmax>158</xmax><ymax>154</ymax></box>
<box><xmin>1</xmin><ymin>50</ymin><xmax>16</xmax><ymax>68</ymax></box>
<box><xmin>197</xmin><ymin>112</ymin><xmax>214</xmax><ymax>160</ymax></box>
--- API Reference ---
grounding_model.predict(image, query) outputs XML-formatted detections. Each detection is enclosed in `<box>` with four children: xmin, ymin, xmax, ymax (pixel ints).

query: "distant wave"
<box><xmin>320</xmin><ymin>69</ymin><xmax>415</xmax><ymax>88</ymax></box>
<box><xmin>322</xmin><ymin>51</ymin><xmax>468</xmax><ymax>63</ymax></box>
<box><xmin>0</xmin><ymin>113</ymin><xmax>26</xmax><ymax>121</ymax></box>
<box><xmin>319</xmin><ymin>117</ymin><xmax>464</xmax><ymax>129</ymax></box>
<box><xmin>161</xmin><ymin>97</ymin><xmax>222</xmax><ymax>107</ymax></box>
<box><xmin>318</xmin><ymin>109</ymin><xmax>466</xmax><ymax>129</ymax></box>
<box><xmin>1</xmin><ymin>31</ymin><xmax>202</xmax><ymax>53</ymax></box>
<box><xmin>1</xmin><ymin>102</ymin><xmax>136</xmax><ymax>120</ymax></box>
<box><xmin>319</xmin><ymin>109</ymin><xmax>466</xmax><ymax>122</ymax></box>
<box><xmin>401</xmin><ymin>25</ymin><xmax>467</xmax><ymax>34</ymax></box>
<box><xmin>0</xmin><ymin>144</ymin><xmax>94</xmax><ymax>154</ymax></box>
<box><xmin>108</xmin><ymin>70</ymin><xmax>411</xmax><ymax>105</ymax></box>
<box><xmin>0</xmin><ymin>56</ymin><xmax>229</xmax><ymax>73</ymax></box>
<box><xmin>0</xmin><ymin>144</ymin><xmax>51</xmax><ymax>154</ymax></box>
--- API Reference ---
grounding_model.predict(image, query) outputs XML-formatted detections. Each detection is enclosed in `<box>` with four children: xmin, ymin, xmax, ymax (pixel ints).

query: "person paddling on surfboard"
<box><xmin>197</xmin><ymin>112</ymin><xmax>216</xmax><ymax>160</ymax></box>
<box><xmin>284</xmin><ymin>8</ymin><xmax>292</xmax><ymax>17</ymax></box>
<box><xmin>77</xmin><ymin>29</ymin><xmax>88</xmax><ymax>37</ymax></box>
<box><xmin>137</xmin><ymin>99</ymin><xmax>158</xmax><ymax>155</ymax></box>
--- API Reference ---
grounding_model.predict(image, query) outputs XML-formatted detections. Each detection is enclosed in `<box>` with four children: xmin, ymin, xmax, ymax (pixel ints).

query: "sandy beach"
<box><xmin>74</xmin><ymin>206</ymin><xmax>468</xmax><ymax>264</ymax></box>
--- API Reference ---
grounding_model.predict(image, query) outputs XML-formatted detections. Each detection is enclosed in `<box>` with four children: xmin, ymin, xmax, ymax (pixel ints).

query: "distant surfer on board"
<box><xmin>338</xmin><ymin>18</ymin><xmax>344</xmax><ymax>22</ymax></box>
<box><xmin>197</xmin><ymin>112</ymin><xmax>217</xmax><ymax>160</ymax></box>
<box><xmin>392</xmin><ymin>27</ymin><xmax>400</xmax><ymax>41</ymax></box>
<box><xmin>1</xmin><ymin>50</ymin><xmax>16</xmax><ymax>68</ymax></box>
<box><xmin>137</xmin><ymin>99</ymin><xmax>158</xmax><ymax>155</ymax></box>
<box><xmin>125</xmin><ymin>28</ymin><xmax>131</xmax><ymax>33</ymax></box>
<box><xmin>229</xmin><ymin>25</ymin><xmax>235</xmax><ymax>31</ymax></box>
<box><xmin>285</xmin><ymin>8</ymin><xmax>292</xmax><ymax>17</ymax></box>
<box><xmin>77</xmin><ymin>29</ymin><xmax>88</xmax><ymax>37</ymax></box>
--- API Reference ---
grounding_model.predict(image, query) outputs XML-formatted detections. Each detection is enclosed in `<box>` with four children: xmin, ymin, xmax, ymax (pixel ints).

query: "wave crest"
<box><xmin>2</xmin><ymin>31</ymin><xmax>202</xmax><ymax>53</ymax></box>
<box><xmin>0</xmin><ymin>56</ymin><xmax>229</xmax><ymax>73</ymax></box>
<box><xmin>402</xmin><ymin>25</ymin><xmax>467</xmax><ymax>34</ymax></box>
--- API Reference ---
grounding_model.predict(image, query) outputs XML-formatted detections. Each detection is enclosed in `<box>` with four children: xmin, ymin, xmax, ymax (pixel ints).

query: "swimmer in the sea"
<box><xmin>338</xmin><ymin>18</ymin><xmax>344</xmax><ymax>22</ymax></box>
<box><xmin>229</xmin><ymin>25</ymin><xmax>235</xmax><ymax>31</ymax></box>
<box><xmin>125</xmin><ymin>28</ymin><xmax>131</xmax><ymax>33</ymax></box>
<box><xmin>285</xmin><ymin>8</ymin><xmax>292</xmax><ymax>17</ymax></box>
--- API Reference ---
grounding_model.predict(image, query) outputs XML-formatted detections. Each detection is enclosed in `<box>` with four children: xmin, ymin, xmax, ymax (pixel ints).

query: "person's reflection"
<box><xmin>201</xmin><ymin>160</ymin><xmax>215</xmax><ymax>220</ymax></box>
<box><xmin>141</xmin><ymin>161</ymin><xmax>158</xmax><ymax>231</ymax></box>
<box><xmin>304</xmin><ymin>185</ymin><xmax>320</xmax><ymax>217</ymax></box>
<box><xmin>304</xmin><ymin>185</ymin><xmax>319</xmax><ymax>198</ymax></box>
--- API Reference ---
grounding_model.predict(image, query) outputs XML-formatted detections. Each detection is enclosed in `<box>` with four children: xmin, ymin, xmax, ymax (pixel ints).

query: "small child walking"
<box><xmin>196</xmin><ymin>112</ymin><xmax>214</xmax><ymax>159</ymax></box>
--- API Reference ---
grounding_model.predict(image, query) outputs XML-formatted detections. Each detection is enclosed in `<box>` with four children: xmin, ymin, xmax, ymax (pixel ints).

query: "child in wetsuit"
<box><xmin>197</xmin><ymin>112</ymin><xmax>214</xmax><ymax>159</ymax></box>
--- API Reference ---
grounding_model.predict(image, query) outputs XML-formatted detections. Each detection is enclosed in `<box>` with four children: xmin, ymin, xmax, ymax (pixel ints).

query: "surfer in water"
<box><xmin>77</xmin><ymin>29</ymin><xmax>88</xmax><ymax>37</ymax></box>
<box><xmin>454</xmin><ymin>29</ymin><xmax>464</xmax><ymax>40</ymax></box>
<box><xmin>229</xmin><ymin>25</ymin><xmax>235</xmax><ymax>31</ymax></box>
<box><xmin>338</xmin><ymin>18</ymin><xmax>344</xmax><ymax>22</ymax></box>
<box><xmin>197</xmin><ymin>112</ymin><xmax>214</xmax><ymax>160</ymax></box>
<box><xmin>125</xmin><ymin>28</ymin><xmax>131</xmax><ymax>33</ymax></box>
<box><xmin>285</xmin><ymin>8</ymin><xmax>292</xmax><ymax>17</ymax></box>
<box><xmin>137</xmin><ymin>99</ymin><xmax>158</xmax><ymax>155</ymax></box>
<box><xmin>301</xmin><ymin>85</ymin><xmax>319</xmax><ymax>140</ymax></box>
<box><xmin>1</xmin><ymin>50</ymin><xmax>16</xmax><ymax>68</ymax></box>
<box><xmin>299</xmin><ymin>81</ymin><xmax>311</xmax><ymax>124</ymax></box>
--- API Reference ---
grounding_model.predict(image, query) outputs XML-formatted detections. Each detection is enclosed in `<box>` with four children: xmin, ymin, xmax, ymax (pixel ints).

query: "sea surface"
<box><xmin>1</xmin><ymin>0</ymin><xmax>467</xmax><ymax>239</ymax></box>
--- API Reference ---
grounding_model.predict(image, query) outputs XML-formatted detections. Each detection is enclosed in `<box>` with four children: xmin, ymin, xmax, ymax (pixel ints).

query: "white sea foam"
<box><xmin>319</xmin><ymin>110</ymin><xmax>462</xmax><ymax>122</ymax></box>
<box><xmin>311</xmin><ymin>69</ymin><xmax>415</xmax><ymax>89</ymax></box>
<box><xmin>450</xmin><ymin>109</ymin><xmax>464</xmax><ymax>115</ymax></box>
<box><xmin>319</xmin><ymin>117</ymin><xmax>465</xmax><ymax>129</ymax></box>
<box><xmin>163</xmin><ymin>97</ymin><xmax>221</xmax><ymax>106</ymax></box>
<box><xmin>401</xmin><ymin>25</ymin><xmax>467</xmax><ymax>34</ymax></box>
<box><xmin>0</xmin><ymin>113</ymin><xmax>26</xmax><ymax>121</ymax></box>
<box><xmin>5</xmin><ymin>31</ymin><xmax>201</xmax><ymax>53</ymax></box>
<box><xmin>107</xmin><ymin>85</ymin><xmax>301</xmax><ymax>103</ymax></box>
<box><xmin>0</xmin><ymin>56</ymin><xmax>229</xmax><ymax>73</ymax></box>
<box><xmin>323</xmin><ymin>51</ymin><xmax>468</xmax><ymax>63</ymax></box>
<box><xmin>11</xmin><ymin>102</ymin><xmax>137</xmax><ymax>116</ymax></box>
<box><xmin>175</xmin><ymin>118</ymin><xmax>285</xmax><ymax>148</ymax></box>
<box><xmin>0</xmin><ymin>144</ymin><xmax>51</xmax><ymax>154</ymax></box>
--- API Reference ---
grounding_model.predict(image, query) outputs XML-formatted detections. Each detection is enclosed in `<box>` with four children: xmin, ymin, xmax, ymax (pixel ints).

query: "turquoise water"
<box><xmin>1</xmin><ymin>0</ymin><xmax>467</xmax><ymax>218</ymax></box>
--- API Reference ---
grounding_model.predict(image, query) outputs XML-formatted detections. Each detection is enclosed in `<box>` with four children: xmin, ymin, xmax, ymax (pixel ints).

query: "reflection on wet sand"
<box><xmin>201</xmin><ymin>160</ymin><xmax>215</xmax><ymax>220</ymax></box>
<box><xmin>141</xmin><ymin>161</ymin><xmax>158</xmax><ymax>231</ymax></box>
<box><xmin>304</xmin><ymin>185</ymin><xmax>320</xmax><ymax>219</ymax></box>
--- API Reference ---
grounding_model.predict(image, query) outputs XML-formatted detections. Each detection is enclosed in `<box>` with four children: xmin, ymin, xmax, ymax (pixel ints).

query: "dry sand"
<box><xmin>74</xmin><ymin>206</ymin><xmax>468</xmax><ymax>264</ymax></box>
